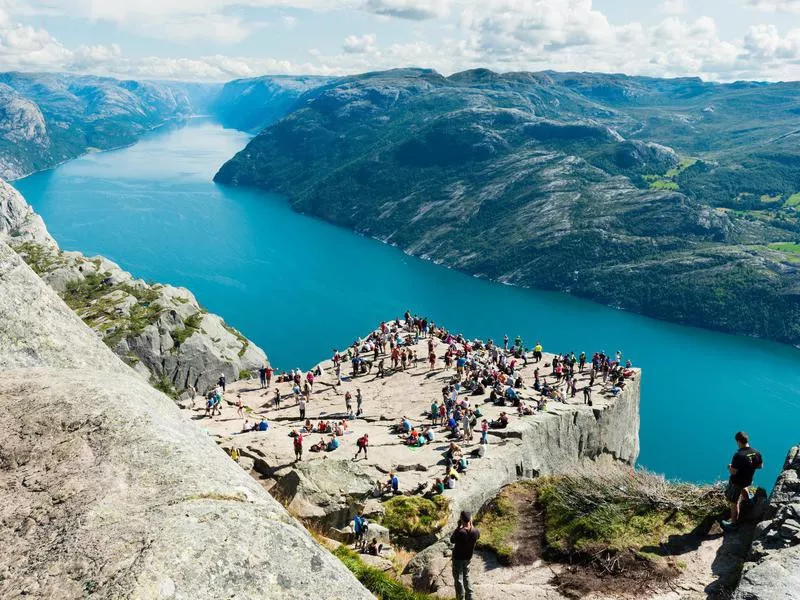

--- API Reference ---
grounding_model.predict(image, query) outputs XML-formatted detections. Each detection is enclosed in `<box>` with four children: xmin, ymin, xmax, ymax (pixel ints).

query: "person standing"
<box><xmin>354</xmin><ymin>433</ymin><xmax>369</xmax><ymax>461</ymax></box>
<box><xmin>218</xmin><ymin>374</ymin><xmax>226</xmax><ymax>392</ymax></box>
<box><xmin>722</xmin><ymin>431</ymin><xmax>763</xmax><ymax>530</ymax></box>
<box><xmin>293</xmin><ymin>431</ymin><xmax>303</xmax><ymax>461</ymax></box>
<box><xmin>450</xmin><ymin>511</ymin><xmax>480</xmax><ymax>600</ymax></box>
<box><xmin>299</xmin><ymin>396</ymin><xmax>306</xmax><ymax>420</ymax></box>
<box><xmin>259</xmin><ymin>366</ymin><xmax>267</xmax><ymax>388</ymax></box>
<box><xmin>356</xmin><ymin>388</ymin><xmax>364</xmax><ymax>417</ymax></box>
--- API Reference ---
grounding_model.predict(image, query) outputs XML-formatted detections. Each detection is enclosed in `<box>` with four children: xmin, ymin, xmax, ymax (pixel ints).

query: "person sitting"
<box><xmin>457</xmin><ymin>456</ymin><xmax>469</xmax><ymax>473</ymax></box>
<box><xmin>249</xmin><ymin>418</ymin><xmax>268</xmax><ymax>432</ymax></box>
<box><xmin>303</xmin><ymin>419</ymin><xmax>314</xmax><ymax>433</ymax></box>
<box><xmin>423</xmin><ymin>426</ymin><xmax>435</xmax><ymax>443</ymax></box>
<box><xmin>334</xmin><ymin>421</ymin><xmax>345</xmax><ymax>436</ymax></box>
<box><xmin>326</xmin><ymin>435</ymin><xmax>340</xmax><ymax>451</ymax></box>
<box><xmin>384</xmin><ymin>472</ymin><xmax>400</xmax><ymax>496</ymax></box>
<box><xmin>444</xmin><ymin>442</ymin><xmax>462</xmax><ymax>469</ymax></box>
<box><xmin>430</xmin><ymin>477</ymin><xmax>445</xmax><ymax>495</ymax></box>
<box><xmin>490</xmin><ymin>412</ymin><xmax>509</xmax><ymax>429</ymax></box>
<box><xmin>366</xmin><ymin>537</ymin><xmax>383</xmax><ymax>556</ymax></box>
<box><xmin>504</xmin><ymin>386</ymin><xmax>519</xmax><ymax>405</ymax></box>
<box><xmin>401</xmin><ymin>416</ymin><xmax>411</xmax><ymax>434</ymax></box>
<box><xmin>310</xmin><ymin>437</ymin><xmax>327</xmax><ymax>452</ymax></box>
<box><xmin>447</xmin><ymin>414</ymin><xmax>459</xmax><ymax>437</ymax></box>
<box><xmin>405</xmin><ymin>428</ymin><xmax>419</xmax><ymax>446</ymax></box>
<box><xmin>446</xmin><ymin>472</ymin><xmax>458</xmax><ymax>489</ymax></box>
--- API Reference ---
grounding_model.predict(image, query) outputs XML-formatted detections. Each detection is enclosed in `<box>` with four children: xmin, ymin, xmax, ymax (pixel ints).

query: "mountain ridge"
<box><xmin>214</xmin><ymin>67</ymin><xmax>800</xmax><ymax>346</ymax></box>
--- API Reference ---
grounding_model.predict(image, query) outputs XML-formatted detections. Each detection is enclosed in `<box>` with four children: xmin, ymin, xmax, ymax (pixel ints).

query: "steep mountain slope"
<box><xmin>210</xmin><ymin>74</ymin><xmax>331</xmax><ymax>132</ymax></box>
<box><xmin>0</xmin><ymin>72</ymin><xmax>218</xmax><ymax>179</ymax></box>
<box><xmin>215</xmin><ymin>68</ymin><xmax>800</xmax><ymax>345</ymax></box>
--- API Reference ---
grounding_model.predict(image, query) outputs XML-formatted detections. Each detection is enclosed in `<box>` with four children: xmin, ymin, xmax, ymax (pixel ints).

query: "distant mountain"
<box><xmin>209</xmin><ymin>74</ymin><xmax>331</xmax><ymax>132</ymax></box>
<box><xmin>0</xmin><ymin>72</ymin><xmax>219</xmax><ymax>180</ymax></box>
<box><xmin>215</xmin><ymin>68</ymin><xmax>800</xmax><ymax>345</ymax></box>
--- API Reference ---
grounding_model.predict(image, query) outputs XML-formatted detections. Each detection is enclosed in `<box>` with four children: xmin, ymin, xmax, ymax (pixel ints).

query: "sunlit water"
<box><xmin>14</xmin><ymin>119</ymin><xmax>800</xmax><ymax>486</ymax></box>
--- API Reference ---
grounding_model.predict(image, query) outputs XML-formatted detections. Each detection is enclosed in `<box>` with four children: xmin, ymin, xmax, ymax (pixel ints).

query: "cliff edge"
<box><xmin>0</xmin><ymin>178</ymin><xmax>268</xmax><ymax>397</ymax></box>
<box><xmin>0</xmin><ymin>238</ymin><xmax>372</xmax><ymax>600</ymax></box>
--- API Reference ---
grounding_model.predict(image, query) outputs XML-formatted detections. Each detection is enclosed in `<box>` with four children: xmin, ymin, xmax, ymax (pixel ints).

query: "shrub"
<box><xmin>382</xmin><ymin>495</ymin><xmax>449</xmax><ymax>537</ymax></box>
<box><xmin>238</xmin><ymin>369</ymin><xmax>251</xmax><ymax>380</ymax></box>
<box><xmin>535</xmin><ymin>465</ymin><xmax>726</xmax><ymax>560</ymax></box>
<box><xmin>332</xmin><ymin>545</ymin><xmax>437</xmax><ymax>600</ymax></box>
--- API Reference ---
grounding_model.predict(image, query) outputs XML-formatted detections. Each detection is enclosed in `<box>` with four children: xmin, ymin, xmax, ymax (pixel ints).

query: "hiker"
<box><xmin>293</xmin><ymin>431</ymin><xmax>304</xmax><ymax>461</ymax></box>
<box><xmin>355</xmin><ymin>433</ymin><xmax>369</xmax><ymax>460</ymax></box>
<box><xmin>259</xmin><ymin>365</ymin><xmax>267</xmax><ymax>388</ymax></box>
<box><xmin>353</xmin><ymin>511</ymin><xmax>367</xmax><ymax>550</ymax></box>
<box><xmin>299</xmin><ymin>397</ymin><xmax>306</xmax><ymax>420</ymax></box>
<box><xmin>722</xmin><ymin>431</ymin><xmax>763</xmax><ymax>531</ymax></box>
<box><xmin>345</xmin><ymin>390</ymin><xmax>353</xmax><ymax>413</ymax></box>
<box><xmin>451</xmin><ymin>511</ymin><xmax>480</xmax><ymax>600</ymax></box>
<box><xmin>356</xmin><ymin>388</ymin><xmax>364</xmax><ymax>416</ymax></box>
<box><xmin>236</xmin><ymin>393</ymin><xmax>244</xmax><ymax>418</ymax></box>
<box><xmin>583</xmin><ymin>385</ymin><xmax>592</xmax><ymax>406</ymax></box>
<box><xmin>218</xmin><ymin>374</ymin><xmax>226</xmax><ymax>392</ymax></box>
<box><xmin>480</xmin><ymin>419</ymin><xmax>489</xmax><ymax>445</ymax></box>
<box><xmin>273</xmin><ymin>388</ymin><xmax>281</xmax><ymax>409</ymax></box>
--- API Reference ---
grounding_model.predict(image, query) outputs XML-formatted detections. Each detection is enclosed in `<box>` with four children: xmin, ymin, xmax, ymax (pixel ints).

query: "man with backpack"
<box><xmin>293</xmin><ymin>431</ymin><xmax>304</xmax><ymax>462</ymax></box>
<box><xmin>722</xmin><ymin>431</ymin><xmax>763</xmax><ymax>531</ymax></box>
<box><xmin>354</xmin><ymin>433</ymin><xmax>369</xmax><ymax>460</ymax></box>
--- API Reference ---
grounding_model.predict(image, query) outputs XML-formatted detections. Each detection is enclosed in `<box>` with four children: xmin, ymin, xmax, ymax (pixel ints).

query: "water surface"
<box><xmin>14</xmin><ymin>119</ymin><xmax>800</xmax><ymax>485</ymax></box>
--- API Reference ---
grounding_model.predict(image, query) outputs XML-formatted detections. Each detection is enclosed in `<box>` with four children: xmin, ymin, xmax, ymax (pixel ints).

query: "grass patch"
<box><xmin>152</xmin><ymin>375</ymin><xmax>179</xmax><ymax>400</ymax></box>
<box><xmin>381</xmin><ymin>495</ymin><xmax>449</xmax><ymax>537</ymax></box>
<box><xmin>239</xmin><ymin>369</ymin><xmax>251</xmax><ymax>379</ymax></box>
<box><xmin>785</xmin><ymin>192</ymin><xmax>800</xmax><ymax>207</ymax></box>
<box><xmin>332</xmin><ymin>545</ymin><xmax>438</xmax><ymax>600</ymax></box>
<box><xmin>768</xmin><ymin>242</ymin><xmax>800</xmax><ymax>254</ymax></box>
<box><xmin>475</xmin><ymin>480</ymin><xmax>537</xmax><ymax>565</ymax></box>
<box><xmin>535</xmin><ymin>466</ymin><xmax>726</xmax><ymax>568</ymax></box>
<box><xmin>223</xmin><ymin>322</ymin><xmax>250</xmax><ymax>357</ymax></box>
<box><xmin>648</xmin><ymin>179</ymin><xmax>679</xmax><ymax>191</ymax></box>
<box><xmin>170</xmin><ymin>311</ymin><xmax>203</xmax><ymax>347</ymax></box>
<box><xmin>11</xmin><ymin>241</ymin><xmax>65</xmax><ymax>275</ymax></box>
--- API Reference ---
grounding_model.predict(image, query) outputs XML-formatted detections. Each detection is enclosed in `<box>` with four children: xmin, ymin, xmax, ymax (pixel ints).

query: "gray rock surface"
<box><xmin>0</xmin><ymin>240</ymin><xmax>372</xmax><ymax>600</ymax></box>
<box><xmin>0</xmin><ymin>179</ymin><xmax>269</xmax><ymax>396</ymax></box>
<box><xmin>734</xmin><ymin>445</ymin><xmax>800</xmax><ymax>600</ymax></box>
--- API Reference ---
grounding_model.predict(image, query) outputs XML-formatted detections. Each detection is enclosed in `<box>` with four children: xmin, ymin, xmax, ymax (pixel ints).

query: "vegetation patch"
<box><xmin>332</xmin><ymin>545</ymin><xmax>438</xmax><ymax>600</ymax></box>
<box><xmin>170</xmin><ymin>311</ymin><xmax>203</xmax><ymax>347</ymax></box>
<box><xmin>768</xmin><ymin>242</ymin><xmax>800</xmax><ymax>255</ymax></box>
<box><xmin>536</xmin><ymin>466</ymin><xmax>725</xmax><ymax>574</ymax></box>
<box><xmin>786</xmin><ymin>192</ymin><xmax>800</xmax><ymax>207</ymax></box>
<box><xmin>381</xmin><ymin>495</ymin><xmax>449</xmax><ymax>537</ymax></box>
<box><xmin>153</xmin><ymin>376</ymin><xmax>179</xmax><ymax>400</ymax></box>
<box><xmin>475</xmin><ymin>480</ymin><xmax>541</xmax><ymax>565</ymax></box>
<box><xmin>11</xmin><ymin>241</ymin><xmax>65</xmax><ymax>275</ymax></box>
<box><xmin>223</xmin><ymin>322</ymin><xmax>250</xmax><ymax>357</ymax></box>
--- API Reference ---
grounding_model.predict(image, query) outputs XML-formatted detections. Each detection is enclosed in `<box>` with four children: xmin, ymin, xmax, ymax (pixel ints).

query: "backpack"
<box><xmin>748</xmin><ymin>450</ymin><xmax>763</xmax><ymax>470</ymax></box>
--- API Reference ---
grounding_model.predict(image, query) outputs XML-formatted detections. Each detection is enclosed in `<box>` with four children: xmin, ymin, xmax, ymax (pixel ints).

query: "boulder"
<box><xmin>0</xmin><ymin>240</ymin><xmax>372</xmax><ymax>600</ymax></box>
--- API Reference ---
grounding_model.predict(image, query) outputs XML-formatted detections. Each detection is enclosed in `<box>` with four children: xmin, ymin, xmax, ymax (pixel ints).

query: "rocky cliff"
<box><xmin>0</xmin><ymin>238</ymin><xmax>372</xmax><ymax>600</ymax></box>
<box><xmin>0</xmin><ymin>178</ymin><xmax>268</xmax><ymax>397</ymax></box>
<box><xmin>734</xmin><ymin>445</ymin><xmax>800</xmax><ymax>600</ymax></box>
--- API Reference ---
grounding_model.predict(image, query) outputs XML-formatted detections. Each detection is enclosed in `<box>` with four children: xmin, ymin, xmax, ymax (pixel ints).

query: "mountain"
<box><xmin>215</xmin><ymin>68</ymin><xmax>800</xmax><ymax>346</ymax></box>
<box><xmin>0</xmin><ymin>72</ymin><xmax>219</xmax><ymax>180</ymax></box>
<box><xmin>209</xmin><ymin>74</ymin><xmax>331</xmax><ymax>132</ymax></box>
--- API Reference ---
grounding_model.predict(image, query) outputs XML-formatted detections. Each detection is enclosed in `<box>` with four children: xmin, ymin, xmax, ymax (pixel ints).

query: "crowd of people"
<box><xmin>211</xmin><ymin>312</ymin><xmax>636</xmax><ymax>564</ymax></box>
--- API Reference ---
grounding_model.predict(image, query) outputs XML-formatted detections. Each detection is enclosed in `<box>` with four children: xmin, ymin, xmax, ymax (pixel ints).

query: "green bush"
<box><xmin>474</xmin><ymin>481</ymin><xmax>537</xmax><ymax>565</ymax></box>
<box><xmin>238</xmin><ymin>369</ymin><xmax>251</xmax><ymax>379</ymax></box>
<box><xmin>382</xmin><ymin>495</ymin><xmax>449</xmax><ymax>537</ymax></box>
<box><xmin>535</xmin><ymin>466</ymin><xmax>726</xmax><ymax>559</ymax></box>
<box><xmin>332</xmin><ymin>546</ymin><xmax>438</xmax><ymax>600</ymax></box>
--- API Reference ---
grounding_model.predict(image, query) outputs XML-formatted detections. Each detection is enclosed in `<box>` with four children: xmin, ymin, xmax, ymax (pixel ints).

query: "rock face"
<box><xmin>0</xmin><ymin>238</ymin><xmax>372</xmax><ymax>600</ymax></box>
<box><xmin>734</xmin><ymin>445</ymin><xmax>800</xmax><ymax>600</ymax></box>
<box><xmin>215</xmin><ymin>68</ymin><xmax>800</xmax><ymax>347</ymax></box>
<box><xmin>0</xmin><ymin>73</ymin><xmax>218</xmax><ymax>180</ymax></box>
<box><xmin>0</xmin><ymin>179</ymin><xmax>268</xmax><ymax>397</ymax></box>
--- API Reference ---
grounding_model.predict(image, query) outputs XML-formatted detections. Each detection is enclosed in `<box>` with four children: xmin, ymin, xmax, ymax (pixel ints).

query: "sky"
<box><xmin>1</xmin><ymin>0</ymin><xmax>799</xmax><ymax>82</ymax></box>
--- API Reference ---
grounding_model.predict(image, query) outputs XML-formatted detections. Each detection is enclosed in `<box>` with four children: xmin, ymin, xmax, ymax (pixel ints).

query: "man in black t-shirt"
<box><xmin>722</xmin><ymin>431</ymin><xmax>763</xmax><ymax>531</ymax></box>
<box><xmin>450</xmin><ymin>511</ymin><xmax>480</xmax><ymax>600</ymax></box>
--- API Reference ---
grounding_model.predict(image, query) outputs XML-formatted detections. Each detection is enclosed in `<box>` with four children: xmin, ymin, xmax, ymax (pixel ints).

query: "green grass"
<box><xmin>648</xmin><ymin>179</ymin><xmax>679</xmax><ymax>191</ymax></box>
<box><xmin>222</xmin><ymin>322</ymin><xmax>250</xmax><ymax>357</ymax></box>
<box><xmin>11</xmin><ymin>241</ymin><xmax>66</xmax><ymax>275</ymax></box>
<box><xmin>153</xmin><ymin>375</ymin><xmax>179</xmax><ymax>399</ymax></box>
<box><xmin>239</xmin><ymin>369</ymin><xmax>251</xmax><ymax>379</ymax></box>
<box><xmin>785</xmin><ymin>193</ymin><xmax>800</xmax><ymax>207</ymax></box>
<box><xmin>474</xmin><ymin>484</ymin><xmax>527</xmax><ymax>565</ymax></box>
<box><xmin>170</xmin><ymin>311</ymin><xmax>203</xmax><ymax>347</ymax></box>
<box><xmin>332</xmin><ymin>546</ymin><xmax>440</xmax><ymax>600</ymax></box>
<box><xmin>535</xmin><ymin>468</ymin><xmax>725</xmax><ymax>562</ymax></box>
<box><xmin>769</xmin><ymin>242</ymin><xmax>800</xmax><ymax>254</ymax></box>
<box><xmin>381</xmin><ymin>495</ymin><xmax>449</xmax><ymax>537</ymax></box>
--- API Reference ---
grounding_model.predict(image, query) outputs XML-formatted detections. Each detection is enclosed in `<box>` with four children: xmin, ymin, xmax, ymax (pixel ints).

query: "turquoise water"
<box><xmin>13</xmin><ymin>119</ymin><xmax>800</xmax><ymax>486</ymax></box>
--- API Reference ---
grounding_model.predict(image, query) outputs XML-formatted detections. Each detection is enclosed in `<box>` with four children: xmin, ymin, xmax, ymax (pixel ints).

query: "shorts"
<box><xmin>725</xmin><ymin>481</ymin><xmax>745</xmax><ymax>503</ymax></box>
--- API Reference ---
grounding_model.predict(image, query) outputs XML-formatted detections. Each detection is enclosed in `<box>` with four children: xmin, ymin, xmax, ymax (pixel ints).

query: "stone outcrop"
<box><xmin>734</xmin><ymin>445</ymin><xmax>800</xmax><ymax>600</ymax></box>
<box><xmin>0</xmin><ymin>179</ymin><xmax>268</xmax><ymax>397</ymax></box>
<box><xmin>0</xmin><ymin>237</ymin><xmax>372</xmax><ymax>600</ymax></box>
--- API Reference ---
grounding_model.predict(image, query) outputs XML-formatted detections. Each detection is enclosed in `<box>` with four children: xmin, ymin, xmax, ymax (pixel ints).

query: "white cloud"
<box><xmin>659</xmin><ymin>0</ymin><xmax>688</xmax><ymax>14</ymax></box>
<box><xmin>742</xmin><ymin>0</ymin><xmax>800</xmax><ymax>13</ymax></box>
<box><xmin>343</xmin><ymin>33</ymin><xmax>378</xmax><ymax>53</ymax></box>
<box><xmin>363</xmin><ymin>0</ymin><xmax>450</xmax><ymax>20</ymax></box>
